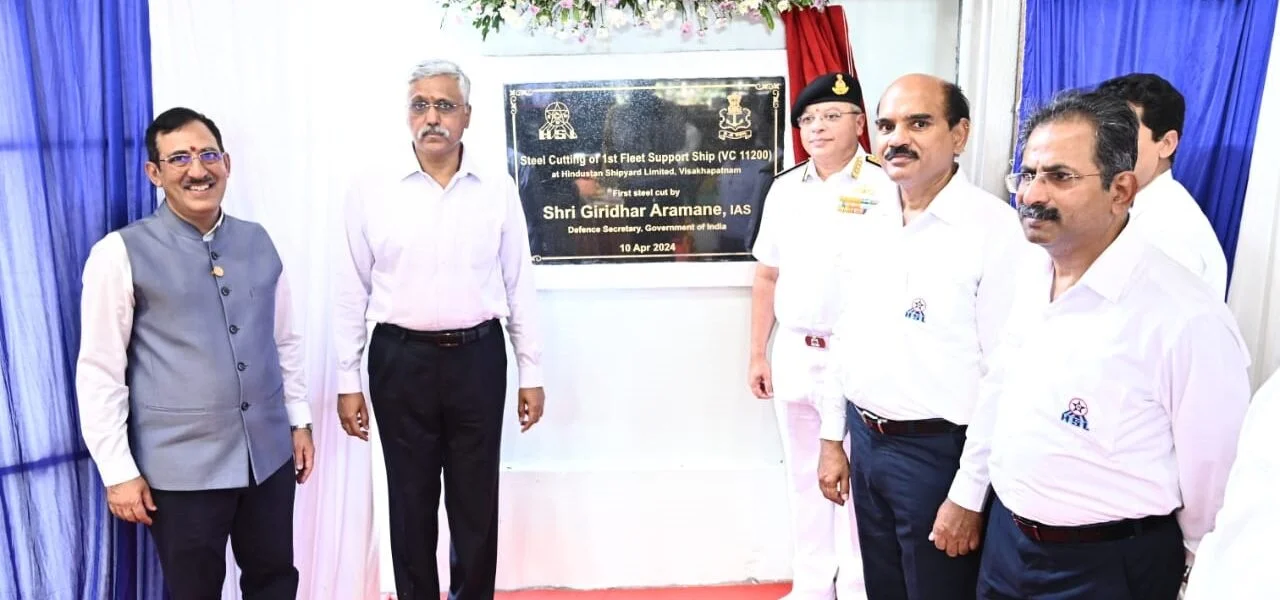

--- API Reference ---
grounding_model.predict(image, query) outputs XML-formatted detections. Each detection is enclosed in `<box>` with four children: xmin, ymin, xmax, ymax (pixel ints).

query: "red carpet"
<box><xmin>438</xmin><ymin>584</ymin><xmax>790</xmax><ymax>599</ymax></box>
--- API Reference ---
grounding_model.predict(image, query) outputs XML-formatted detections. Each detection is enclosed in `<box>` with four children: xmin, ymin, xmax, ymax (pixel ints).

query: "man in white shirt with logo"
<box><xmin>1184</xmin><ymin>366</ymin><xmax>1280</xmax><ymax>600</ymax></box>
<box><xmin>964</xmin><ymin>89</ymin><xmax>1252</xmax><ymax>599</ymax></box>
<box><xmin>814</xmin><ymin>74</ymin><xmax>1026</xmax><ymax>600</ymax></box>
<box><xmin>1095</xmin><ymin>73</ymin><xmax>1228</xmax><ymax>299</ymax></box>
<box><xmin>750</xmin><ymin>71</ymin><xmax>895</xmax><ymax>600</ymax></box>
<box><xmin>334</xmin><ymin>59</ymin><xmax>546</xmax><ymax>600</ymax></box>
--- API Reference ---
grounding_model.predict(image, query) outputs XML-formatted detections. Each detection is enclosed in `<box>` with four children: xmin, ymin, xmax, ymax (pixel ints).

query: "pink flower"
<box><xmin>681</xmin><ymin>21</ymin><xmax>693</xmax><ymax>35</ymax></box>
<box><xmin>560</xmin><ymin>0</ymin><xmax>573</xmax><ymax>8</ymax></box>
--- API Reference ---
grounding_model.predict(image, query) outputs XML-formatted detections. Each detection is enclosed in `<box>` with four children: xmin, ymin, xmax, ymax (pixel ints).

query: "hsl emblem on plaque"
<box><xmin>1060</xmin><ymin>398</ymin><xmax>1090</xmax><ymax>431</ymax></box>
<box><xmin>718</xmin><ymin>92</ymin><xmax>753</xmax><ymax>141</ymax></box>
<box><xmin>904</xmin><ymin>297</ymin><xmax>927</xmax><ymax>323</ymax></box>
<box><xmin>538</xmin><ymin>101</ymin><xmax>577</xmax><ymax>141</ymax></box>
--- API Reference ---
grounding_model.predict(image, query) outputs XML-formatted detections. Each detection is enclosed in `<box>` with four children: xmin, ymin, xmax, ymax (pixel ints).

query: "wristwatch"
<box><xmin>291</xmin><ymin>423</ymin><xmax>313</xmax><ymax>432</ymax></box>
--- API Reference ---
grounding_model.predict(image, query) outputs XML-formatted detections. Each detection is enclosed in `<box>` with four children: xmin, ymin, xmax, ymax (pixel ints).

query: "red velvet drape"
<box><xmin>781</xmin><ymin>6</ymin><xmax>871</xmax><ymax>163</ymax></box>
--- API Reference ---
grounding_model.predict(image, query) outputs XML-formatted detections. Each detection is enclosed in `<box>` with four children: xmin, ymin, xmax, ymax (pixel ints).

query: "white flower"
<box><xmin>663</xmin><ymin>9</ymin><xmax>675</xmax><ymax>21</ymax></box>
<box><xmin>776</xmin><ymin>0</ymin><xmax>789</xmax><ymax>11</ymax></box>
<box><xmin>597</xmin><ymin>26</ymin><xmax>610</xmax><ymax>38</ymax></box>
<box><xmin>650</xmin><ymin>16</ymin><xmax>664</xmax><ymax>29</ymax></box>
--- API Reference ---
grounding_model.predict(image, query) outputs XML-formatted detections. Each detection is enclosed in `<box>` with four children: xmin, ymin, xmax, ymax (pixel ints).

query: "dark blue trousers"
<box><xmin>978</xmin><ymin>496</ymin><xmax>1184</xmax><ymax>600</ymax></box>
<box><xmin>847</xmin><ymin>404</ymin><xmax>979</xmax><ymax>600</ymax></box>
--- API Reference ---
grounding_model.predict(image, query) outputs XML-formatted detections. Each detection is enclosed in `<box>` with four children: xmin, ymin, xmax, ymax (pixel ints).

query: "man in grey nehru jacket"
<box><xmin>75</xmin><ymin>107</ymin><xmax>314</xmax><ymax>599</ymax></box>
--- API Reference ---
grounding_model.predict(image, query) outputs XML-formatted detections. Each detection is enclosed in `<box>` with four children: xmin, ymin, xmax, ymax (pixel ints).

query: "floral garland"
<box><xmin>442</xmin><ymin>0</ymin><xmax>824</xmax><ymax>42</ymax></box>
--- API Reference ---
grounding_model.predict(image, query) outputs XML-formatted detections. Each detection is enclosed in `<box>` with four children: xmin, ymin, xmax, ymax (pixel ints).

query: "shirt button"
<box><xmin>221</xmin><ymin>286</ymin><xmax>231</xmax><ymax>296</ymax></box>
<box><xmin>229</xmin><ymin>325</ymin><xmax>239</xmax><ymax>334</ymax></box>
<box><xmin>241</xmin><ymin>402</ymin><xmax>250</xmax><ymax>411</ymax></box>
<box><xmin>237</xmin><ymin>362</ymin><xmax>246</xmax><ymax>371</ymax></box>
<box><xmin>210</xmin><ymin>251</ymin><xmax>220</xmax><ymax>260</ymax></box>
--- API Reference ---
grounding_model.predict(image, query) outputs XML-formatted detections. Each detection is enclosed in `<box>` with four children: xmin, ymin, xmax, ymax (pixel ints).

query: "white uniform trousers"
<box><xmin>772</xmin><ymin>328</ymin><xmax>865</xmax><ymax>600</ymax></box>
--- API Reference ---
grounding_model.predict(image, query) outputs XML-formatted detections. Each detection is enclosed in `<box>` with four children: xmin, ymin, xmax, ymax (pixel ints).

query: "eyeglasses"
<box><xmin>160</xmin><ymin>150</ymin><xmax>224</xmax><ymax>168</ymax></box>
<box><xmin>410</xmin><ymin>100</ymin><xmax>461</xmax><ymax>115</ymax></box>
<box><xmin>797</xmin><ymin>110</ymin><xmax>861</xmax><ymax>127</ymax></box>
<box><xmin>1005</xmin><ymin>171</ymin><xmax>1104</xmax><ymax>194</ymax></box>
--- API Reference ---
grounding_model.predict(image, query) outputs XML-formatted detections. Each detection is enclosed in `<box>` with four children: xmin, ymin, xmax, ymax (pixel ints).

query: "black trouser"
<box><xmin>978</xmin><ymin>496</ymin><xmax>1184</xmax><ymax>599</ymax></box>
<box><xmin>847</xmin><ymin>404</ymin><xmax>980</xmax><ymax>600</ymax></box>
<box><xmin>149</xmin><ymin>459</ymin><xmax>298</xmax><ymax>600</ymax></box>
<box><xmin>368</xmin><ymin>321</ymin><xmax>507</xmax><ymax>600</ymax></box>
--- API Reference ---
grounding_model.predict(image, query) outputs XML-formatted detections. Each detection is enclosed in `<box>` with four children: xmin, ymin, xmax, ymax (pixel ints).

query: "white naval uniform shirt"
<box><xmin>953</xmin><ymin>221</ymin><xmax>1252</xmax><ymax>554</ymax></box>
<box><xmin>816</xmin><ymin>167</ymin><xmax>1028</xmax><ymax>442</ymax></box>
<box><xmin>334</xmin><ymin>144</ymin><xmax>543</xmax><ymax>394</ymax></box>
<box><xmin>75</xmin><ymin>210</ymin><xmax>313</xmax><ymax>487</ymax></box>
<box><xmin>1183</xmin><ymin>368</ymin><xmax>1280</xmax><ymax>599</ymax></box>
<box><xmin>752</xmin><ymin>149</ymin><xmax>898</xmax><ymax>336</ymax></box>
<box><xmin>1129</xmin><ymin>170</ymin><xmax>1228</xmax><ymax>299</ymax></box>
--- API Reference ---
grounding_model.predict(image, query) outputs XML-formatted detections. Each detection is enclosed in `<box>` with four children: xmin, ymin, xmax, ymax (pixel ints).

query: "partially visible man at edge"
<box><xmin>1095</xmin><ymin>73</ymin><xmax>1228</xmax><ymax>299</ymax></box>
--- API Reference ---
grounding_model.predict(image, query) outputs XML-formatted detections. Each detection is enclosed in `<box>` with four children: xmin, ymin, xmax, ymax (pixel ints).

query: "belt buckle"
<box><xmin>804</xmin><ymin>335</ymin><xmax>827</xmax><ymax>349</ymax></box>
<box><xmin>438</xmin><ymin>332</ymin><xmax>462</xmax><ymax>348</ymax></box>
<box><xmin>860</xmin><ymin>410</ymin><xmax>887</xmax><ymax>434</ymax></box>
<box><xmin>1014</xmin><ymin>516</ymin><xmax>1043</xmax><ymax>542</ymax></box>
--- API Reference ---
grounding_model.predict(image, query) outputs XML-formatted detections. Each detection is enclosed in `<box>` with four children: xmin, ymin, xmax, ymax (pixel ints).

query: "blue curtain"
<box><xmin>1018</xmin><ymin>0</ymin><xmax>1277</xmax><ymax>281</ymax></box>
<box><xmin>0</xmin><ymin>0</ymin><xmax>165</xmax><ymax>598</ymax></box>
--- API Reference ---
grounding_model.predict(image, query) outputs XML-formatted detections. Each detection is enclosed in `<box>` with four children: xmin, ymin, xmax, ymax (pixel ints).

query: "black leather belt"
<box><xmin>854</xmin><ymin>406</ymin><xmax>965</xmax><ymax>436</ymax></box>
<box><xmin>1011</xmin><ymin>510</ymin><xmax>1177</xmax><ymax>544</ymax></box>
<box><xmin>376</xmin><ymin>320</ymin><xmax>496</xmax><ymax>348</ymax></box>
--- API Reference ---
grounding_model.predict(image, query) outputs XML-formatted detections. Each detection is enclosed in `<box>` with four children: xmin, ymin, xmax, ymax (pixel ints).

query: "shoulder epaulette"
<box><xmin>775</xmin><ymin>160</ymin><xmax>809</xmax><ymax>179</ymax></box>
<box><xmin>865</xmin><ymin>154</ymin><xmax>882</xmax><ymax>167</ymax></box>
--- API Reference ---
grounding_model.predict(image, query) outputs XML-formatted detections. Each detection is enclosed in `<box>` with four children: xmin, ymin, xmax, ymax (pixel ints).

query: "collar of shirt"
<box><xmin>202</xmin><ymin>209</ymin><xmax>226</xmax><ymax>242</ymax></box>
<box><xmin>885</xmin><ymin>163</ymin><xmax>973</xmax><ymax>226</ymax></box>
<box><xmin>397</xmin><ymin>141</ymin><xmax>482</xmax><ymax>185</ymax></box>
<box><xmin>1131</xmin><ymin>169</ymin><xmax>1175</xmax><ymax>219</ymax></box>
<box><xmin>799</xmin><ymin>149</ymin><xmax>870</xmax><ymax>184</ymax></box>
<box><xmin>1035</xmin><ymin>217</ymin><xmax>1145</xmax><ymax>304</ymax></box>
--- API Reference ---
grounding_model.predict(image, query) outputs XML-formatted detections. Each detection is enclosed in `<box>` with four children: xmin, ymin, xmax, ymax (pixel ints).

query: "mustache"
<box><xmin>183</xmin><ymin>176</ymin><xmax>215</xmax><ymax>187</ymax></box>
<box><xmin>417</xmin><ymin>125</ymin><xmax>451</xmax><ymax>139</ymax></box>
<box><xmin>1018</xmin><ymin>203</ymin><xmax>1061</xmax><ymax>221</ymax></box>
<box><xmin>883</xmin><ymin>145</ymin><xmax>918</xmax><ymax>161</ymax></box>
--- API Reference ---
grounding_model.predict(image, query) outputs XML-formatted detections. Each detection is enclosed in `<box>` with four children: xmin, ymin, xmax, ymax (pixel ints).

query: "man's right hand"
<box><xmin>748</xmin><ymin>356</ymin><xmax>773</xmax><ymax>399</ymax></box>
<box><xmin>817</xmin><ymin>440</ymin><xmax>851</xmax><ymax>505</ymax></box>
<box><xmin>338</xmin><ymin>392</ymin><xmax>370</xmax><ymax>441</ymax></box>
<box><xmin>107</xmin><ymin>476</ymin><xmax>155</xmax><ymax>525</ymax></box>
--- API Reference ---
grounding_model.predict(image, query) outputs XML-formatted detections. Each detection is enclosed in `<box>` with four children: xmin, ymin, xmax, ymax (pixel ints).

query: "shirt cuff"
<box><xmin>819</xmin><ymin>409</ymin><xmax>848</xmax><ymax>441</ymax></box>
<box><xmin>286</xmin><ymin>401</ymin><xmax>313</xmax><ymax>427</ymax></box>
<box><xmin>518</xmin><ymin>364</ymin><xmax>544</xmax><ymax>389</ymax></box>
<box><xmin>337</xmin><ymin>368</ymin><xmax>364</xmax><ymax>395</ymax></box>
<box><xmin>99</xmin><ymin>458</ymin><xmax>142</xmax><ymax>488</ymax></box>
<box><xmin>947</xmin><ymin>471</ymin><xmax>990</xmax><ymax>513</ymax></box>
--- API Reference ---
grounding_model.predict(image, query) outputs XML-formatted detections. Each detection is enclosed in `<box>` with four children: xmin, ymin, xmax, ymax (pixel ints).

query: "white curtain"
<box><xmin>1227</xmin><ymin>8</ymin><xmax>1280</xmax><ymax>390</ymax></box>
<box><xmin>956</xmin><ymin>0</ymin><xmax>1025</xmax><ymax>198</ymax></box>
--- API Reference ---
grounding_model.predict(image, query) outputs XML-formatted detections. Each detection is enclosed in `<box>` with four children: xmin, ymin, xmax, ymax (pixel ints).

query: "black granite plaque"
<box><xmin>505</xmin><ymin>77</ymin><xmax>785</xmax><ymax>264</ymax></box>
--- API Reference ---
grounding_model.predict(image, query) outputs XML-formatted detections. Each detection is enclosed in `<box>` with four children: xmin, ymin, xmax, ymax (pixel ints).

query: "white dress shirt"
<box><xmin>75</xmin><ymin>211</ymin><xmax>311</xmax><ymax>488</ymax></box>
<box><xmin>816</xmin><ymin>167</ymin><xmax>1028</xmax><ymax>441</ymax></box>
<box><xmin>1183</xmin><ymin>368</ymin><xmax>1280</xmax><ymax>599</ymax></box>
<box><xmin>335</xmin><ymin>144</ymin><xmax>543</xmax><ymax>393</ymax></box>
<box><xmin>752</xmin><ymin>150</ymin><xmax>897</xmax><ymax>334</ymax></box>
<box><xmin>952</xmin><ymin>221</ymin><xmax>1252</xmax><ymax>554</ymax></box>
<box><xmin>1129</xmin><ymin>170</ymin><xmax>1228</xmax><ymax>299</ymax></box>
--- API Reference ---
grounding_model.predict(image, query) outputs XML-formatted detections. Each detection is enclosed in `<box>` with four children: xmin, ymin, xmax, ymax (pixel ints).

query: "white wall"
<box><xmin>148</xmin><ymin>0</ymin><xmax>960</xmax><ymax>595</ymax></box>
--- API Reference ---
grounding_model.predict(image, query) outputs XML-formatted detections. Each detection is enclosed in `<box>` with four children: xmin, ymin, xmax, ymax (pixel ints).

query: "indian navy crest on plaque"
<box><xmin>718</xmin><ymin>92</ymin><xmax>753</xmax><ymax>141</ymax></box>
